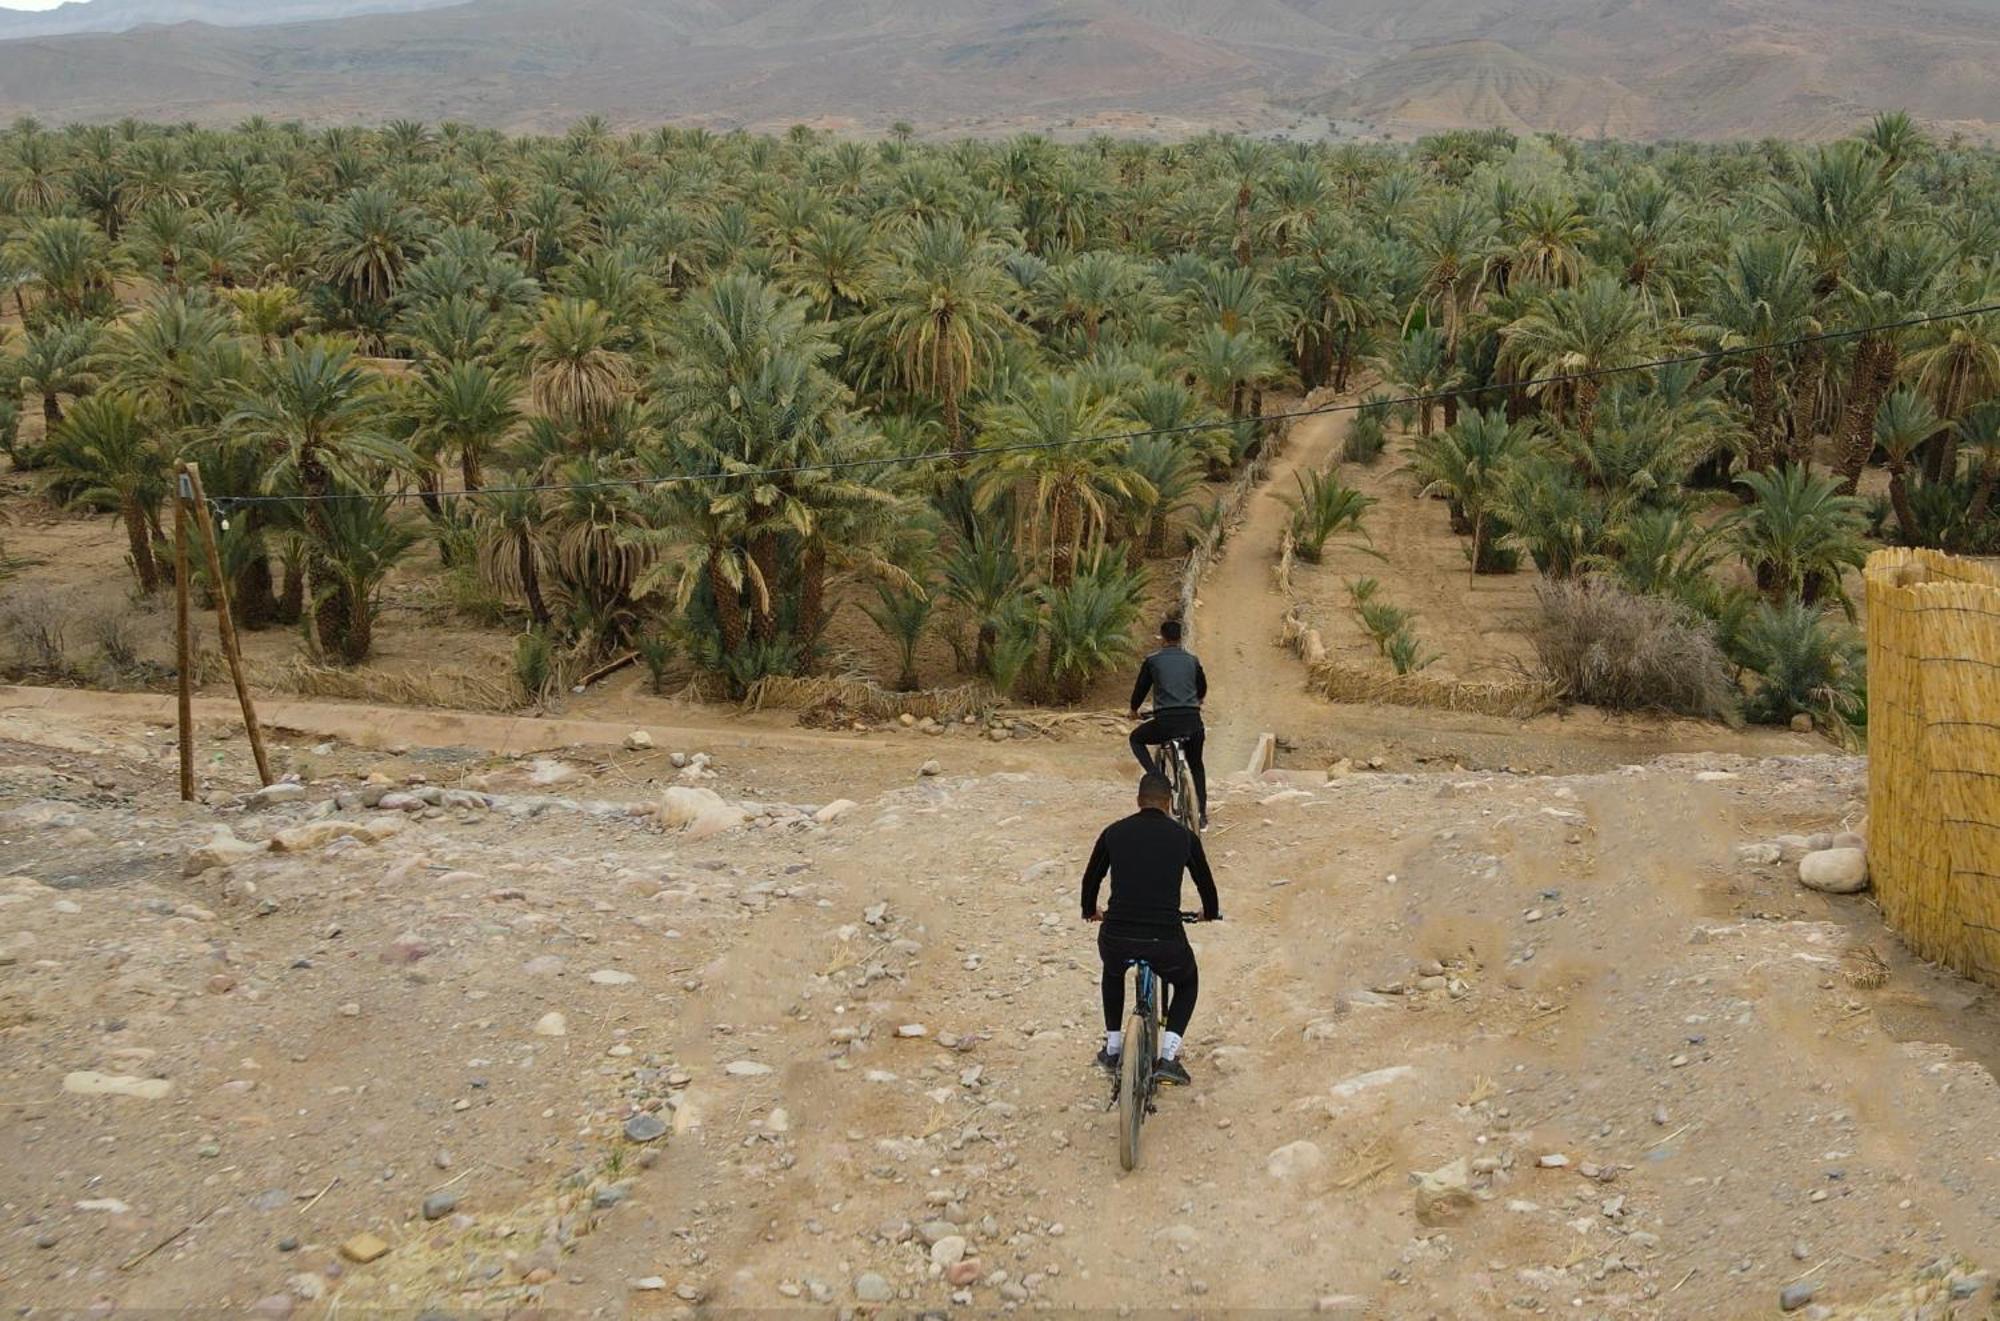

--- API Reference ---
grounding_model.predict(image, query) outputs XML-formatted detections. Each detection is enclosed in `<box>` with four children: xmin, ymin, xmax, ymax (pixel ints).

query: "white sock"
<box><xmin>1161</xmin><ymin>1031</ymin><xmax>1184</xmax><ymax>1061</ymax></box>
<box><xmin>1105</xmin><ymin>1030</ymin><xmax>1123</xmax><ymax>1055</ymax></box>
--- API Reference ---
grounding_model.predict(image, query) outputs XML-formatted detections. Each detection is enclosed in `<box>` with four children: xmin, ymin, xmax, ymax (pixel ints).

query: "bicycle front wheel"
<box><xmin>1117</xmin><ymin>1009</ymin><xmax>1147</xmax><ymax>1171</ymax></box>
<box><xmin>1176</xmin><ymin>760</ymin><xmax>1200</xmax><ymax>833</ymax></box>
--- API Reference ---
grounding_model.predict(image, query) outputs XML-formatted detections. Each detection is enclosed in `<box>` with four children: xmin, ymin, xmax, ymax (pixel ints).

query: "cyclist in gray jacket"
<box><xmin>1128</xmin><ymin>619</ymin><xmax>1208</xmax><ymax>829</ymax></box>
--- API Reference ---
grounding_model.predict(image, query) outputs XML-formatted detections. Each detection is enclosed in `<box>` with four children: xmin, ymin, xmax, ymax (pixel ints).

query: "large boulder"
<box><xmin>1412</xmin><ymin>1156</ymin><xmax>1476</xmax><ymax>1225</ymax></box>
<box><xmin>1799</xmin><ymin>847</ymin><xmax>1869</xmax><ymax>895</ymax></box>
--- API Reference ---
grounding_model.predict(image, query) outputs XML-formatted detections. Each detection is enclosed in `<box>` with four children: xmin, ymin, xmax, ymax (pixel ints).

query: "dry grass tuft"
<box><xmin>1531</xmin><ymin>577</ymin><xmax>1739</xmax><ymax>721</ymax></box>
<box><xmin>264</xmin><ymin>656</ymin><xmax>519</xmax><ymax>712</ymax></box>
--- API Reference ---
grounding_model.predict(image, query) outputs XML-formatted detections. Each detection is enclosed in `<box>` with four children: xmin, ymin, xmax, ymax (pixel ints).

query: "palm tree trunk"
<box><xmin>234</xmin><ymin>551</ymin><xmax>280</xmax><ymax>628</ymax></box>
<box><xmin>1834</xmin><ymin>338</ymin><xmax>1895</xmax><ymax>494</ymax></box>
<box><xmin>1146</xmin><ymin>511</ymin><xmax>1168</xmax><ymax>558</ymax></box>
<box><xmin>749</xmin><ymin>530</ymin><xmax>780</xmax><ymax>644</ymax></box>
<box><xmin>1748</xmin><ymin>351</ymin><xmax>1777</xmax><ymax>471</ymax></box>
<box><xmin>417</xmin><ymin>464</ymin><xmax>443</xmax><ymax>518</ymax></box>
<box><xmin>1787</xmin><ymin>339</ymin><xmax>1822</xmax><ymax>466</ymax></box>
<box><xmin>517</xmin><ymin>534</ymin><xmax>551</xmax><ymax>628</ymax></box>
<box><xmin>460</xmin><ymin>447</ymin><xmax>484</xmax><ymax>493</ymax></box>
<box><xmin>708</xmin><ymin>547</ymin><xmax>745</xmax><ymax>656</ymax></box>
<box><xmin>278</xmin><ymin>554</ymin><xmax>303</xmax><ymax>625</ymax></box>
<box><xmin>1889</xmin><ymin>467</ymin><xmax>1919</xmax><ymax>546</ymax></box>
<box><xmin>797</xmin><ymin>543</ymin><xmax>828</xmax><ymax>647</ymax></box>
<box><xmin>1050</xmin><ymin>483</ymin><xmax>1079</xmax><ymax>588</ymax></box>
<box><xmin>43</xmin><ymin>393</ymin><xmax>62</xmax><ymax>429</ymax></box>
<box><xmin>121</xmin><ymin>495</ymin><xmax>161</xmax><ymax>594</ymax></box>
<box><xmin>1576</xmin><ymin>379</ymin><xmax>1601</xmax><ymax>443</ymax></box>
<box><xmin>1967</xmin><ymin>459</ymin><xmax>1997</xmax><ymax>528</ymax></box>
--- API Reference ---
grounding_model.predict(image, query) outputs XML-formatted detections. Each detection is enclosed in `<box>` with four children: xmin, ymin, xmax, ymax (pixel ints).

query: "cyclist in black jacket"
<box><xmin>1082</xmin><ymin>773</ymin><xmax>1221</xmax><ymax>1086</ymax></box>
<box><xmin>1128</xmin><ymin>618</ymin><xmax>1209</xmax><ymax>828</ymax></box>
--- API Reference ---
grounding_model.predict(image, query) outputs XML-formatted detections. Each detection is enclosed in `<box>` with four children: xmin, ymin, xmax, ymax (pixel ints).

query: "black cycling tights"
<box><xmin>1098</xmin><ymin>929</ymin><xmax>1199</xmax><ymax>1036</ymax></box>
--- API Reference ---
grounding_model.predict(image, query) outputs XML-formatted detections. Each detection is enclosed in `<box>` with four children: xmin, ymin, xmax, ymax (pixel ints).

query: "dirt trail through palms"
<box><xmin>1192</xmin><ymin>408</ymin><xmax>1348</xmax><ymax>771</ymax></box>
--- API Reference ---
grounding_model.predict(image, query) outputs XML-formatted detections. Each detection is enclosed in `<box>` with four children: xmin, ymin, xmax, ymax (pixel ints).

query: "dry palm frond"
<box><xmin>1310</xmin><ymin>659</ymin><xmax>1559</xmax><ymax>718</ymax></box>
<box><xmin>1842</xmin><ymin>944</ymin><xmax>1890</xmax><ymax>990</ymax></box>
<box><xmin>744</xmin><ymin>674</ymin><xmax>996</xmax><ymax>723</ymax></box>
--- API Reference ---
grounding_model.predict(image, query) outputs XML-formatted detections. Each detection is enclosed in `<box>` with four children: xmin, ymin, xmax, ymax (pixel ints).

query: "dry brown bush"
<box><xmin>1531</xmin><ymin>577</ymin><xmax>1740</xmax><ymax>721</ymax></box>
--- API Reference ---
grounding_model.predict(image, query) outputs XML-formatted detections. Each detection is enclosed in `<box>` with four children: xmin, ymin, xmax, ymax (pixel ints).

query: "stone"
<box><xmin>624</xmin><ymin>1113</ymin><xmax>668</xmax><ymax>1143</ymax></box>
<box><xmin>1831</xmin><ymin>831</ymin><xmax>1866</xmax><ymax>851</ymax></box>
<box><xmin>917</xmin><ymin>1220</ymin><xmax>956</xmax><ymax>1246</ymax></box>
<box><xmin>522</xmin><ymin>956</ymin><xmax>564</xmax><ymax>977</ymax></box>
<box><xmin>1735</xmin><ymin>842</ymin><xmax>1782</xmax><ymax>866</ymax></box>
<box><xmin>254</xmin><ymin>783</ymin><xmax>307</xmax><ymax>805</ymax></box>
<box><xmin>533</xmin><ymin>1011</ymin><xmax>568</xmax><ymax>1037</ymax></box>
<box><xmin>1413</xmin><ymin>1157</ymin><xmax>1476</xmax><ymax>1226</ymax></box>
<box><xmin>1780</xmin><ymin>1282</ymin><xmax>1818</xmax><ymax>1311</ymax></box>
<box><xmin>946</xmin><ymin>1259</ymin><xmax>982</xmax><ymax>1287</ymax></box>
<box><xmin>724</xmin><ymin>1060</ymin><xmax>773</xmax><ymax>1077</ymax></box>
<box><xmin>588</xmin><ymin>969</ymin><xmax>636</xmax><ymax>986</ymax></box>
<box><xmin>630</xmin><ymin>1277</ymin><xmax>667</xmax><ymax>1291</ymax></box>
<box><xmin>931</xmin><ymin>1234</ymin><xmax>968</xmax><ymax>1267</ymax></box>
<box><xmin>919</xmin><ymin>759</ymin><xmax>941</xmax><ymax>777</ymax></box>
<box><xmin>271</xmin><ymin>820</ymin><xmax>371</xmax><ymax>853</ymax></box>
<box><xmin>340</xmin><ymin>1232</ymin><xmax>391</xmax><ymax>1264</ymax></box>
<box><xmin>63</xmin><ymin>1071</ymin><xmax>171</xmax><ymax>1100</ymax></box>
<box><xmin>814</xmin><ymin>799</ymin><xmax>859</xmax><ymax>824</ymax></box>
<box><xmin>184</xmin><ymin>829</ymin><xmax>268</xmax><ymax>876</ymax></box>
<box><xmin>657</xmin><ymin>787</ymin><xmax>746</xmax><ymax>840</ymax></box>
<box><xmin>1330</xmin><ymin>1065</ymin><xmax>1416</xmax><ymax>1100</ymax></box>
<box><xmin>1537</xmin><ymin>1153</ymin><xmax>1569</xmax><ymax>1168</ymax></box>
<box><xmin>1799</xmin><ymin>848</ymin><xmax>1868</xmax><ymax>894</ymax></box>
<box><xmin>624</xmin><ymin>730</ymin><xmax>654</xmax><ymax>751</ymax></box>
<box><xmin>854</xmin><ymin>1272</ymin><xmax>893</xmax><ymax>1303</ymax></box>
<box><xmin>421</xmin><ymin>1192</ymin><xmax>459</xmax><ymax>1220</ymax></box>
<box><xmin>1790</xmin><ymin>713</ymin><xmax>1815</xmax><ymax>733</ymax></box>
<box><xmin>249</xmin><ymin>1295</ymin><xmax>295</xmax><ymax>1319</ymax></box>
<box><xmin>895</xmin><ymin>1023</ymin><xmax>928</xmax><ymax>1038</ymax></box>
<box><xmin>1266</xmin><ymin>1139</ymin><xmax>1325</xmax><ymax>1181</ymax></box>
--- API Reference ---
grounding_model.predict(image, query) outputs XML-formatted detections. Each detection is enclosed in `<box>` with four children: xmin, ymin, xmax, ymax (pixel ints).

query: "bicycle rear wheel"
<box><xmin>1117</xmin><ymin>1007</ymin><xmax>1147</xmax><ymax>1171</ymax></box>
<box><xmin>1174</xmin><ymin>754</ymin><xmax>1200</xmax><ymax>833</ymax></box>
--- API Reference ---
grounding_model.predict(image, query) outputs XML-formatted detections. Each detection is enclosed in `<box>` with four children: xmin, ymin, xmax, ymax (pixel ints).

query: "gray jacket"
<box><xmin>1131</xmin><ymin>646</ymin><xmax>1207</xmax><ymax>715</ymax></box>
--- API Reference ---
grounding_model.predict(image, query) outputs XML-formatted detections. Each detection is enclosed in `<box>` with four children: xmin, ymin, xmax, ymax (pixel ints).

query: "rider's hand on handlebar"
<box><xmin>1084</xmin><ymin>910</ymin><xmax>1102</xmax><ymax>923</ymax></box>
<box><xmin>1128</xmin><ymin>707</ymin><xmax>1141</xmax><ymax>721</ymax></box>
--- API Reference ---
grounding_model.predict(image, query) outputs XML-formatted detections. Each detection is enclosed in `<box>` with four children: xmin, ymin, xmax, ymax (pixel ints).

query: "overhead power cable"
<box><xmin>211</xmin><ymin>301</ymin><xmax>2000</xmax><ymax>515</ymax></box>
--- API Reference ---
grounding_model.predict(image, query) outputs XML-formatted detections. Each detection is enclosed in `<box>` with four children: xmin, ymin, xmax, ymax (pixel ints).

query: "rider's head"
<box><xmin>1159</xmin><ymin>618</ymin><xmax>1183</xmax><ymax>645</ymax></box>
<box><xmin>1137</xmin><ymin>772</ymin><xmax>1172</xmax><ymax>810</ymax></box>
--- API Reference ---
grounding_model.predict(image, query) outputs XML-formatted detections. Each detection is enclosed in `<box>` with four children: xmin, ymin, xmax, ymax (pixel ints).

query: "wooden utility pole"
<box><xmin>173</xmin><ymin>469</ymin><xmax>195</xmax><ymax>802</ymax></box>
<box><xmin>180</xmin><ymin>463</ymin><xmax>274</xmax><ymax>787</ymax></box>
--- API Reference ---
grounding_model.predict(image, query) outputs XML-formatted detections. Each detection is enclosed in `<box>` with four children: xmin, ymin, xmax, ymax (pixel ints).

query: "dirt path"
<box><xmin>1193</xmin><ymin>409</ymin><xmax>1350</xmax><ymax>772</ymax></box>
<box><xmin>3</xmin><ymin>702</ymin><xmax>1995</xmax><ymax>1318</ymax></box>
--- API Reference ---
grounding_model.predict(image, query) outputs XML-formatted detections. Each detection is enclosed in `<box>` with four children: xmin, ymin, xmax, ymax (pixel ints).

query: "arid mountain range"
<box><xmin>0</xmin><ymin>0</ymin><xmax>1995</xmax><ymax>141</ymax></box>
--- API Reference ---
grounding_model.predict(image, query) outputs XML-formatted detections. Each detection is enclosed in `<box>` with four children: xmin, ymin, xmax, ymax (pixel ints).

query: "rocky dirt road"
<box><xmin>2</xmin><ymin>695</ymin><xmax>1995</xmax><ymax>1319</ymax></box>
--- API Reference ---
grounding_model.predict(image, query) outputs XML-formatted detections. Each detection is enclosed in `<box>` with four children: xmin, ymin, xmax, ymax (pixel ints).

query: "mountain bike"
<box><xmin>1157</xmin><ymin>735</ymin><xmax>1201</xmax><ymax>836</ymax></box>
<box><xmin>1109</xmin><ymin>910</ymin><xmax>1205</xmax><ymax>1172</ymax></box>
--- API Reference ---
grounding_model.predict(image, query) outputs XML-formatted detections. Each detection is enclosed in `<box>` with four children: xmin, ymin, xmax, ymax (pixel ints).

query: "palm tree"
<box><xmin>1860</xmin><ymin>110</ymin><xmax>1928</xmax><ymax>177</ymax></box>
<box><xmin>1733</xmin><ymin>464</ymin><xmax>1870</xmax><ymax>610</ymax></box>
<box><xmin>6</xmin><ymin>216</ymin><xmax>120</xmax><ymax>320</ymax></box>
<box><xmin>227</xmin><ymin>285</ymin><xmax>304</xmax><ymax>355</ymax></box>
<box><xmin>942</xmin><ymin>532</ymin><xmax>1026</xmax><ymax>678</ymax></box>
<box><xmin>1412</xmin><ymin>408</ymin><xmax>1534</xmax><ymax>574</ymax></box>
<box><xmin>1762</xmin><ymin>141</ymin><xmax>1891</xmax><ymax>290</ymax></box>
<box><xmin>1695</xmin><ymin>235</ymin><xmax>1817</xmax><ymax>469</ymax></box>
<box><xmin>413</xmin><ymin>359</ymin><xmax>519</xmax><ymax>491</ymax></box>
<box><xmin>1505</xmin><ymin>190</ymin><xmax>1596</xmax><ymax>290</ymax></box>
<box><xmin>1283</xmin><ymin>468</ymin><xmax>1376</xmax><ymax>565</ymax></box>
<box><xmin>474</xmin><ymin>483</ymin><xmax>554</xmax><ymax>628</ymax></box>
<box><xmin>1041</xmin><ymin>551</ymin><xmax>1145</xmax><ymax>703</ymax></box>
<box><xmin>1904</xmin><ymin>292</ymin><xmax>2000</xmax><ymax>483</ymax></box>
<box><xmin>1379</xmin><ymin>327</ymin><xmax>1461</xmax><ymax>438</ymax></box>
<box><xmin>1871</xmin><ymin>388</ymin><xmax>1938</xmax><ymax>545</ymax></box>
<box><xmin>41</xmin><ymin>391</ymin><xmax>166</xmax><ymax>593</ymax></box>
<box><xmin>307</xmin><ymin>493</ymin><xmax>418</xmax><ymax>664</ymax></box>
<box><xmin>1501</xmin><ymin>274</ymin><xmax>1660</xmax><ymax>441</ymax></box>
<box><xmin>229</xmin><ymin>340</ymin><xmax>413</xmax><ymax>661</ymax></box>
<box><xmin>14</xmin><ymin>317</ymin><xmax>104</xmax><ymax>432</ymax></box>
<box><xmin>521</xmin><ymin>297</ymin><xmax>633</xmax><ymax>432</ymax></box>
<box><xmin>1409</xmin><ymin>192</ymin><xmax>1498</xmax><ymax>352</ymax></box>
<box><xmin>323</xmin><ymin>187</ymin><xmax>429</xmax><ymax>310</ymax></box>
<box><xmin>975</xmin><ymin>374</ymin><xmax>1149</xmax><ymax>588</ymax></box>
<box><xmin>1121</xmin><ymin>435</ymin><xmax>1206</xmax><ymax>558</ymax></box>
<box><xmin>1830</xmin><ymin>229</ymin><xmax>1950</xmax><ymax>493</ymax></box>
<box><xmin>1957</xmin><ymin>403</ymin><xmax>2000</xmax><ymax>531</ymax></box>
<box><xmin>857</xmin><ymin>220</ymin><xmax>1017</xmax><ymax>458</ymax></box>
<box><xmin>863</xmin><ymin>579</ymin><xmax>933</xmax><ymax>691</ymax></box>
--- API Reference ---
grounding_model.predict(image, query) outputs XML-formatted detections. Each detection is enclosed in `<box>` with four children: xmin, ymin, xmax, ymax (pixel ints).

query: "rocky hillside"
<box><xmin>0</xmin><ymin>0</ymin><xmax>1995</xmax><ymax>139</ymax></box>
